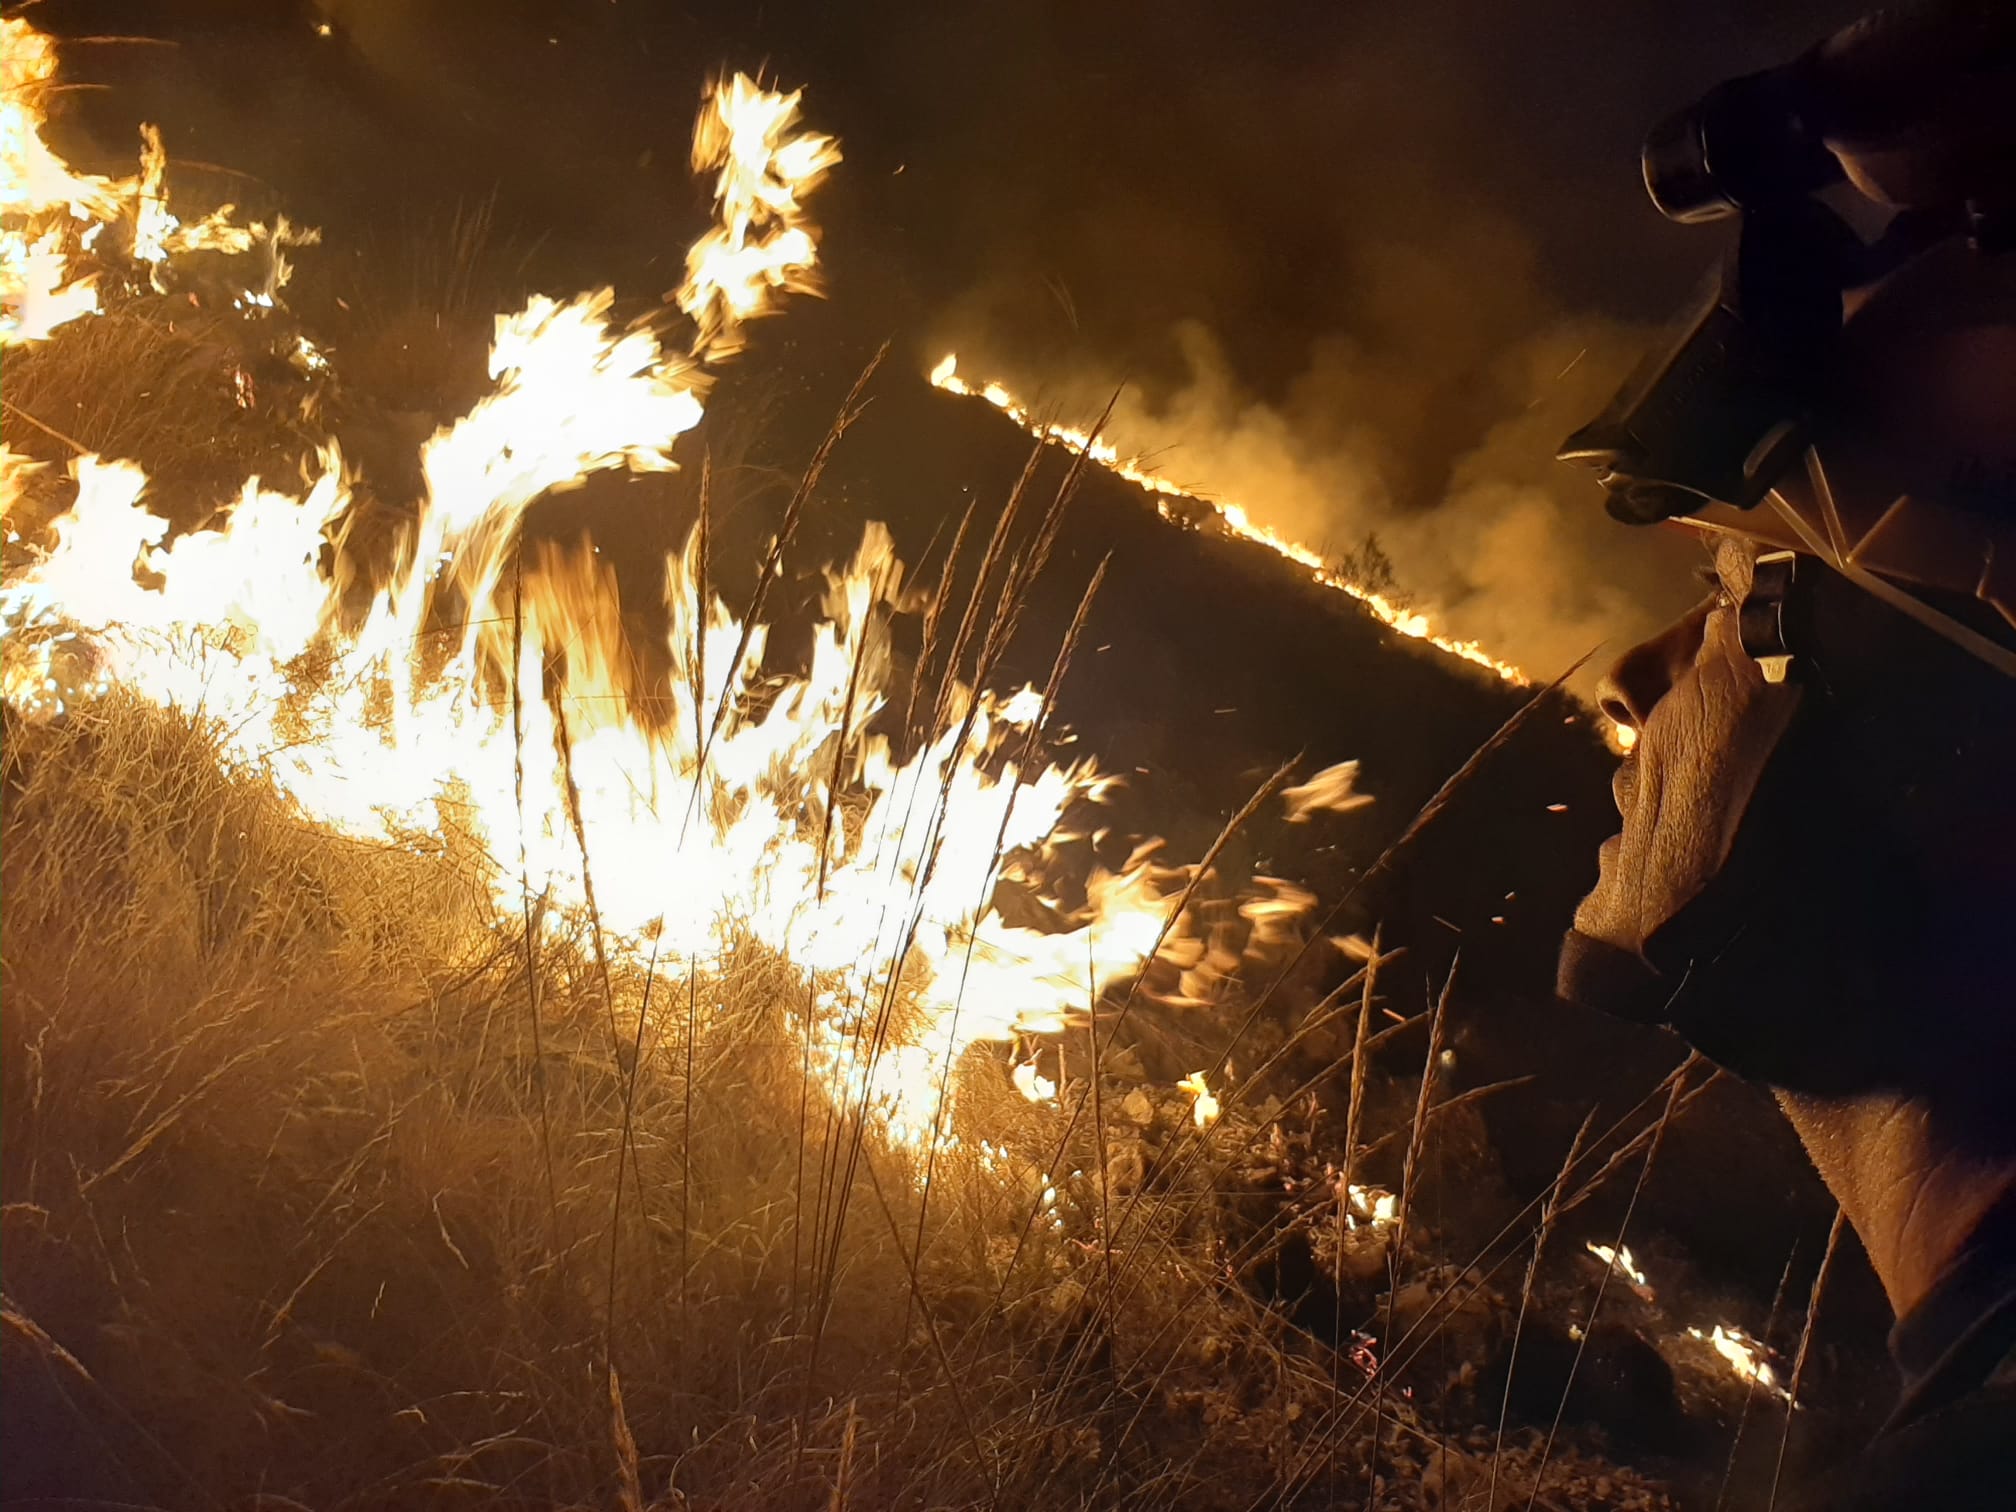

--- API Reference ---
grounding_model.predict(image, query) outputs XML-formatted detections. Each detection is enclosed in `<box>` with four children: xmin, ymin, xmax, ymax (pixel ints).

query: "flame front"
<box><xmin>929</xmin><ymin>354</ymin><xmax>1529</xmax><ymax>685</ymax></box>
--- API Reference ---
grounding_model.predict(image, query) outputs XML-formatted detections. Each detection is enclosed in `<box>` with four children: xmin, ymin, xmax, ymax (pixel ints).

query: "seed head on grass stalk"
<box><xmin>814</xmin><ymin>410</ymin><xmax>1107</xmax><ymax>1411</ymax></box>
<box><xmin>995</xmin><ymin>759</ymin><xmax>1299</xmax><ymax>1497</ymax></box>
<box><xmin>1713</xmin><ymin>1238</ymin><xmax>1802</xmax><ymax>1512</ymax></box>
<box><xmin>904</xmin><ymin>500</ymin><xmax>975</xmax><ymax>751</ymax></box>
<box><xmin>685</xmin><ymin>345</ymin><xmax>885</xmax><ymax>838</ymax></box>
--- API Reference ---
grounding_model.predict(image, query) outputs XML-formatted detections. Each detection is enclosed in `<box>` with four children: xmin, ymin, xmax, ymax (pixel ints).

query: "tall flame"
<box><xmin>677</xmin><ymin>73</ymin><xmax>841</xmax><ymax>361</ymax></box>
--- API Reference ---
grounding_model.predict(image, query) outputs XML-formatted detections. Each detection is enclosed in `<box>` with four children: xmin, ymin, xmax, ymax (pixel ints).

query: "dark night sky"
<box><xmin>66</xmin><ymin>2</ymin><xmax>1866</xmax><ymax>342</ymax></box>
<box><xmin>47</xmin><ymin>0</ymin><xmax>1872</xmax><ymax>676</ymax></box>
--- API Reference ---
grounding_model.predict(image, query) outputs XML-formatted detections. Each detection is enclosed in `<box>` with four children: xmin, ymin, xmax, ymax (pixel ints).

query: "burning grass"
<box><xmin>1</xmin><ymin>20</ymin><xmax>1830</xmax><ymax>1509</ymax></box>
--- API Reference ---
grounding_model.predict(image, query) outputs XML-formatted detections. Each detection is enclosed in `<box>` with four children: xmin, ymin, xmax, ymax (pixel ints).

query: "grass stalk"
<box><xmin>1526</xmin><ymin>1067</ymin><xmax>1692</xmax><ymax>1507</ymax></box>
<box><xmin>510</xmin><ymin>546</ymin><xmax>561</xmax><ymax>1243</ymax></box>
<box><xmin>1768</xmin><ymin>1207</ymin><xmax>1846</xmax><ymax>1512</ymax></box>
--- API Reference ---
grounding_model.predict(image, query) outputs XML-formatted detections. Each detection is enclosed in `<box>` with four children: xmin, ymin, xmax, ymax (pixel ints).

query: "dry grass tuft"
<box><xmin>3</xmin><ymin>302</ymin><xmax>317</xmax><ymax>509</ymax></box>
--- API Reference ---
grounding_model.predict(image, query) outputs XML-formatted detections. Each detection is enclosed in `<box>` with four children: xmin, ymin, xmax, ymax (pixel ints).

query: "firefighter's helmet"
<box><xmin>1559</xmin><ymin>2</ymin><xmax>2016</xmax><ymax>677</ymax></box>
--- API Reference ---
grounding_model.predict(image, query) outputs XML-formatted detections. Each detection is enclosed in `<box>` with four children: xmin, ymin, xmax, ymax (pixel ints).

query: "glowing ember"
<box><xmin>1282</xmin><ymin>759</ymin><xmax>1373</xmax><ymax>822</ymax></box>
<box><xmin>292</xmin><ymin>333</ymin><xmax>331</xmax><ymax>374</ymax></box>
<box><xmin>1688</xmin><ymin>1324</ymin><xmax>1792</xmax><ymax>1403</ymax></box>
<box><xmin>1347</xmin><ymin>1183</ymin><xmax>1399</xmax><ymax>1229</ymax></box>
<box><xmin>1012</xmin><ymin>1057</ymin><xmax>1059</xmax><ymax>1104</ymax></box>
<box><xmin>929</xmin><ymin>354</ymin><xmax>1529</xmax><ymax>685</ymax></box>
<box><xmin>1587</xmin><ymin>1240</ymin><xmax>1652</xmax><ymax>1293</ymax></box>
<box><xmin>1178</xmin><ymin>1069</ymin><xmax>1221</xmax><ymax>1129</ymax></box>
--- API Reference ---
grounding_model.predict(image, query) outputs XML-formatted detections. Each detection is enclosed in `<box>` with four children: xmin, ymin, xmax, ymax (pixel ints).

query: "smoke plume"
<box><xmin>928</xmin><ymin>296</ymin><xmax>1700</xmax><ymax>687</ymax></box>
<box><xmin>899</xmin><ymin>1</ymin><xmax>1865</xmax><ymax>685</ymax></box>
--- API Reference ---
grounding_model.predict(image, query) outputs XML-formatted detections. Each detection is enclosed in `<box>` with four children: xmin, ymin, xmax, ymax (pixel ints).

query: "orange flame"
<box><xmin>677</xmin><ymin>73</ymin><xmax>841</xmax><ymax>361</ymax></box>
